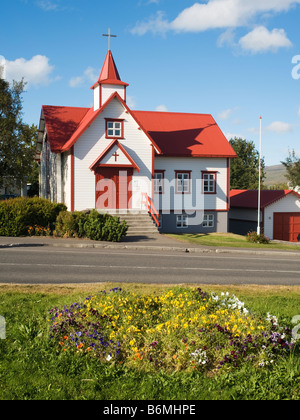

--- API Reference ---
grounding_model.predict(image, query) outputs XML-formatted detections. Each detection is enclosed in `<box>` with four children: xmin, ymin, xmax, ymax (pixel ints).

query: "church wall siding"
<box><xmin>154</xmin><ymin>156</ymin><xmax>229</xmax><ymax>212</ymax></box>
<box><xmin>73</xmin><ymin>97</ymin><xmax>153</xmax><ymax>211</ymax></box>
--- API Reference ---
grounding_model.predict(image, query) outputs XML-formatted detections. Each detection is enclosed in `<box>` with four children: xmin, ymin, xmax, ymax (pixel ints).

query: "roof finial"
<box><xmin>102</xmin><ymin>28</ymin><xmax>117</xmax><ymax>51</ymax></box>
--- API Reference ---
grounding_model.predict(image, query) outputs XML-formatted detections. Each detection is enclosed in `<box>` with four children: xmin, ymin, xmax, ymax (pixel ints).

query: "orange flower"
<box><xmin>77</xmin><ymin>343</ymin><xmax>83</xmax><ymax>349</ymax></box>
<box><xmin>135</xmin><ymin>353</ymin><xmax>143</xmax><ymax>360</ymax></box>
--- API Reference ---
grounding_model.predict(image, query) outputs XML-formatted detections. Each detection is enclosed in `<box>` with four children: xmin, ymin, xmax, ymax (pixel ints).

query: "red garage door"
<box><xmin>273</xmin><ymin>213</ymin><xmax>300</xmax><ymax>242</ymax></box>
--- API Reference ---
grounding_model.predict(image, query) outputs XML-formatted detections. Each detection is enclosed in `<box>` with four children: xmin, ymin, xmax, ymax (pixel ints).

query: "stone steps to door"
<box><xmin>105</xmin><ymin>211</ymin><xmax>159</xmax><ymax>235</ymax></box>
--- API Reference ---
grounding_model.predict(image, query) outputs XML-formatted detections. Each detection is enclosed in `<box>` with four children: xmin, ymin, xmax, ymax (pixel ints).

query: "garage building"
<box><xmin>229</xmin><ymin>189</ymin><xmax>300</xmax><ymax>242</ymax></box>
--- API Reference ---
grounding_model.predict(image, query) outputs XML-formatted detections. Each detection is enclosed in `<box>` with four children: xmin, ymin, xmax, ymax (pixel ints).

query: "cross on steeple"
<box><xmin>102</xmin><ymin>28</ymin><xmax>117</xmax><ymax>51</ymax></box>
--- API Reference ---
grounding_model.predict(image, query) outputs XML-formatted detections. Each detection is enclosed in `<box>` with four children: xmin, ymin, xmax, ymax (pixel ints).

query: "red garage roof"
<box><xmin>230</xmin><ymin>189</ymin><xmax>300</xmax><ymax>209</ymax></box>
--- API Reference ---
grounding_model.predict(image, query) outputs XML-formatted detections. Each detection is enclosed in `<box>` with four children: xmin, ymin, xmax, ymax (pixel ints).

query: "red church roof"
<box><xmin>132</xmin><ymin>110</ymin><xmax>236</xmax><ymax>158</ymax></box>
<box><xmin>90</xmin><ymin>50</ymin><xmax>128</xmax><ymax>89</ymax></box>
<box><xmin>41</xmin><ymin>102</ymin><xmax>236</xmax><ymax>158</ymax></box>
<box><xmin>39</xmin><ymin>52</ymin><xmax>236</xmax><ymax>159</ymax></box>
<box><xmin>230</xmin><ymin>189</ymin><xmax>300</xmax><ymax>209</ymax></box>
<box><xmin>42</xmin><ymin>105</ymin><xmax>90</xmax><ymax>153</ymax></box>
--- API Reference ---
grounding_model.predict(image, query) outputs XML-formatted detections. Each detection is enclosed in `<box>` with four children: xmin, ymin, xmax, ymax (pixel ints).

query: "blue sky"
<box><xmin>1</xmin><ymin>0</ymin><xmax>300</xmax><ymax>166</ymax></box>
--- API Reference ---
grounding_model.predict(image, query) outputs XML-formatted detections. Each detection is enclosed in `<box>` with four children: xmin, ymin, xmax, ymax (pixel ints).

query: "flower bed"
<box><xmin>48</xmin><ymin>287</ymin><xmax>296</xmax><ymax>374</ymax></box>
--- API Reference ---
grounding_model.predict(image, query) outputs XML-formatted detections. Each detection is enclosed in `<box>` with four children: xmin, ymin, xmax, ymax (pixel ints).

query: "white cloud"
<box><xmin>126</xmin><ymin>95</ymin><xmax>137</xmax><ymax>109</ymax></box>
<box><xmin>265</xmin><ymin>121</ymin><xmax>293</xmax><ymax>133</ymax></box>
<box><xmin>69</xmin><ymin>67</ymin><xmax>98</xmax><ymax>88</ymax></box>
<box><xmin>218</xmin><ymin>108</ymin><xmax>236</xmax><ymax>120</ymax></box>
<box><xmin>131</xmin><ymin>11</ymin><xmax>169</xmax><ymax>36</ymax></box>
<box><xmin>0</xmin><ymin>55</ymin><xmax>56</xmax><ymax>87</ymax></box>
<box><xmin>155</xmin><ymin>104</ymin><xmax>169</xmax><ymax>112</ymax></box>
<box><xmin>217</xmin><ymin>29</ymin><xmax>236</xmax><ymax>48</ymax></box>
<box><xmin>224</xmin><ymin>132</ymin><xmax>245</xmax><ymax>140</ymax></box>
<box><xmin>132</xmin><ymin>0</ymin><xmax>300</xmax><ymax>37</ymax></box>
<box><xmin>238</xmin><ymin>26</ymin><xmax>292</xmax><ymax>53</ymax></box>
<box><xmin>36</xmin><ymin>0</ymin><xmax>60</xmax><ymax>11</ymax></box>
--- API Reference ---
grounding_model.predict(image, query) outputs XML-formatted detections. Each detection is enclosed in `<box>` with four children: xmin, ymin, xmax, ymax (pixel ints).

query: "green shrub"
<box><xmin>54</xmin><ymin>210</ymin><xmax>128</xmax><ymax>242</ymax></box>
<box><xmin>246</xmin><ymin>231</ymin><xmax>270</xmax><ymax>244</ymax></box>
<box><xmin>54</xmin><ymin>210</ymin><xmax>87</xmax><ymax>238</ymax></box>
<box><xmin>0</xmin><ymin>197</ymin><xmax>66</xmax><ymax>237</ymax></box>
<box><xmin>83</xmin><ymin>210</ymin><xmax>128</xmax><ymax>242</ymax></box>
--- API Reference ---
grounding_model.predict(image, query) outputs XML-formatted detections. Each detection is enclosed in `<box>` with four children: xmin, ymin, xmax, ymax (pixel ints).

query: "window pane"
<box><xmin>177</xmin><ymin>173</ymin><xmax>189</xmax><ymax>192</ymax></box>
<box><xmin>108</xmin><ymin>130</ymin><xmax>114</xmax><ymax>136</ymax></box>
<box><xmin>203</xmin><ymin>173</ymin><xmax>215</xmax><ymax>192</ymax></box>
<box><xmin>115</xmin><ymin>130</ymin><xmax>121</xmax><ymax>136</ymax></box>
<box><xmin>108</xmin><ymin>122</ymin><xmax>113</xmax><ymax>128</ymax></box>
<box><xmin>176</xmin><ymin>215</ymin><xmax>188</xmax><ymax>228</ymax></box>
<box><xmin>115</xmin><ymin>122</ymin><xmax>121</xmax><ymax>129</ymax></box>
<box><xmin>203</xmin><ymin>214</ymin><xmax>214</xmax><ymax>227</ymax></box>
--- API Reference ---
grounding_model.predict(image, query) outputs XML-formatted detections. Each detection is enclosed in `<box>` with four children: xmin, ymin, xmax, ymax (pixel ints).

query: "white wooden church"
<box><xmin>35</xmin><ymin>45</ymin><xmax>236</xmax><ymax>233</ymax></box>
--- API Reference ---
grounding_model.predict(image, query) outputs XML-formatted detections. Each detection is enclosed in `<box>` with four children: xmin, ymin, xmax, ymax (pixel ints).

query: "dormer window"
<box><xmin>106</xmin><ymin>119</ymin><xmax>124</xmax><ymax>139</ymax></box>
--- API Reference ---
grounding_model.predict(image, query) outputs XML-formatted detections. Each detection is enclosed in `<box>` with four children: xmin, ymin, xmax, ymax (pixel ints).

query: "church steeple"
<box><xmin>91</xmin><ymin>49</ymin><xmax>128</xmax><ymax>111</ymax></box>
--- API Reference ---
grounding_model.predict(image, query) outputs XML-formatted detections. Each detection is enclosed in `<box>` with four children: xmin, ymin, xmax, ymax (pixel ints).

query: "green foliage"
<box><xmin>0</xmin><ymin>287</ymin><xmax>299</xmax><ymax>400</ymax></box>
<box><xmin>0</xmin><ymin>197</ymin><xmax>127</xmax><ymax>241</ymax></box>
<box><xmin>281</xmin><ymin>149</ymin><xmax>300</xmax><ymax>189</ymax></box>
<box><xmin>246</xmin><ymin>231</ymin><xmax>270</xmax><ymax>244</ymax></box>
<box><xmin>49</xmin><ymin>287</ymin><xmax>295</xmax><ymax>375</ymax></box>
<box><xmin>54</xmin><ymin>210</ymin><xmax>128</xmax><ymax>242</ymax></box>
<box><xmin>84</xmin><ymin>211</ymin><xmax>128</xmax><ymax>242</ymax></box>
<box><xmin>0</xmin><ymin>197</ymin><xmax>66</xmax><ymax>237</ymax></box>
<box><xmin>230</xmin><ymin>137</ymin><xmax>265</xmax><ymax>190</ymax></box>
<box><xmin>54</xmin><ymin>210</ymin><xmax>87</xmax><ymax>238</ymax></box>
<box><xmin>0</xmin><ymin>77</ymin><xmax>38</xmax><ymax>191</ymax></box>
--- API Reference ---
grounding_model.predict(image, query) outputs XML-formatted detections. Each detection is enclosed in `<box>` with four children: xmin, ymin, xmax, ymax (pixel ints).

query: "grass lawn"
<box><xmin>166</xmin><ymin>232</ymin><xmax>300</xmax><ymax>251</ymax></box>
<box><xmin>0</xmin><ymin>282</ymin><xmax>299</xmax><ymax>401</ymax></box>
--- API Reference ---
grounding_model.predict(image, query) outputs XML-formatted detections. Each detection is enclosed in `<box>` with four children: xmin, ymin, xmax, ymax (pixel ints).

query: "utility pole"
<box><xmin>257</xmin><ymin>116</ymin><xmax>262</xmax><ymax>235</ymax></box>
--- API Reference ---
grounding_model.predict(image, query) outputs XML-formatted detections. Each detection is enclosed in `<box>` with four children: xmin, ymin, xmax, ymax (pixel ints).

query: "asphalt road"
<box><xmin>0</xmin><ymin>246</ymin><xmax>300</xmax><ymax>285</ymax></box>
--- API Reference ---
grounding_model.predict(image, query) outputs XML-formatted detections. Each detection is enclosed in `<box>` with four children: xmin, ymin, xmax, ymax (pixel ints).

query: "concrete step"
<box><xmin>106</xmin><ymin>211</ymin><xmax>159</xmax><ymax>234</ymax></box>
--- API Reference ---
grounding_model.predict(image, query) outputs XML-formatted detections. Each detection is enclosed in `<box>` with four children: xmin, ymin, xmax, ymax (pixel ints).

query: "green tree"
<box><xmin>0</xmin><ymin>73</ymin><xmax>38</xmax><ymax>193</ymax></box>
<box><xmin>229</xmin><ymin>137</ymin><xmax>265</xmax><ymax>190</ymax></box>
<box><xmin>281</xmin><ymin>150</ymin><xmax>300</xmax><ymax>189</ymax></box>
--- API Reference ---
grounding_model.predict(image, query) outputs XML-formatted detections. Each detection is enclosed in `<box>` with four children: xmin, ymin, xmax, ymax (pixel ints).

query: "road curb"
<box><xmin>1</xmin><ymin>240</ymin><xmax>300</xmax><ymax>257</ymax></box>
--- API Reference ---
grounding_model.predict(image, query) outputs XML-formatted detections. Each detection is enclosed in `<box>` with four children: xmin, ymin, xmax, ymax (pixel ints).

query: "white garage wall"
<box><xmin>264</xmin><ymin>194</ymin><xmax>300</xmax><ymax>239</ymax></box>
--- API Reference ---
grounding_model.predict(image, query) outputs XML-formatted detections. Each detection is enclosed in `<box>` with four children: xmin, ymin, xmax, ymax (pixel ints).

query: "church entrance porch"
<box><xmin>95</xmin><ymin>168</ymin><xmax>133</xmax><ymax>210</ymax></box>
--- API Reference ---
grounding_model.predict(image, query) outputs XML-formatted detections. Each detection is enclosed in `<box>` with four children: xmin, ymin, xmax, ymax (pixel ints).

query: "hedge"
<box><xmin>54</xmin><ymin>210</ymin><xmax>128</xmax><ymax>242</ymax></box>
<box><xmin>0</xmin><ymin>197</ymin><xmax>66</xmax><ymax>237</ymax></box>
<box><xmin>0</xmin><ymin>198</ymin><xmax>128</xmax><ymax>242</ymax></box>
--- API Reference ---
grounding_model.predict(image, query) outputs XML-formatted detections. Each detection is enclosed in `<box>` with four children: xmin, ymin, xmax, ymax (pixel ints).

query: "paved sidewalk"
<box><xmin>0</xmin><ymin>233</ymin><xmax>300</xmax><ymax>257</ymax></box>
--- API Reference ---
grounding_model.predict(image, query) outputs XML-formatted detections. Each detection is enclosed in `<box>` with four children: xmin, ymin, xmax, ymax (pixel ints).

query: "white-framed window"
<box><xmin>154</xmin><ymin>171</ymin><xmax>164</xmax><ymax>193</ymax></box>
<box><xmin>106</xmin><ymin>119</ymin><xmax>123</xmax><ymax>138</ymax></box>
<box><xmin>203</xmin><ymin>213</ymin><xmax>214</xmax><ymax>228</ymax></box>
<box><xmin>176</xmin><ymin>214</ymin><xmax>188</xmax><ymax>228</ymax></box>
<box><xmin>176</xmin><ymin>172</ymin><xmax>190</xmax><ymax>193</ymax></box>
<box><xmin>202</xmin><ymin>172</ymin><xmax>216</xmax><ymax>194</ymax></box>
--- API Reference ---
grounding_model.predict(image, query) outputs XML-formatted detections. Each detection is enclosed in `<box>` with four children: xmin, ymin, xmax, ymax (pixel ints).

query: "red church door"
<box><xmin>95</xmin><ymin>168</ymin><xmax>133</xmax><ymax>210</ymax></box>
